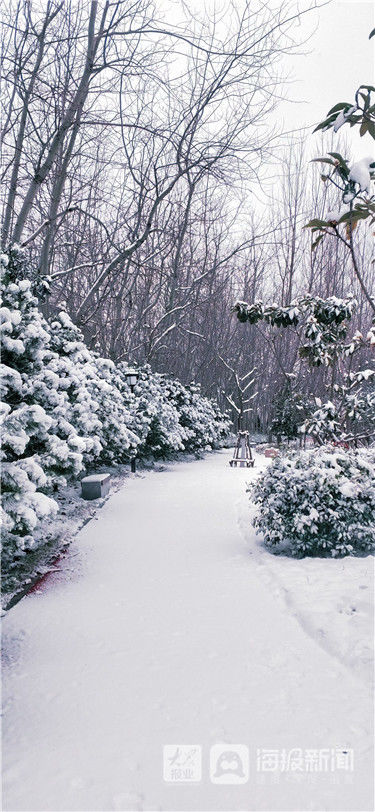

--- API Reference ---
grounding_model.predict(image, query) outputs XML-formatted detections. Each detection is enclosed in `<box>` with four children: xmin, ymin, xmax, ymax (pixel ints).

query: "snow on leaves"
<box><xmin>234</xmin><ymin>295</ymin><xmax>357</xmax><ymax>367</ymax></box>
<box><xmin>251</xmin><ymin>446</ymin><xmax>375</xmax><ymax>557</ymax></box>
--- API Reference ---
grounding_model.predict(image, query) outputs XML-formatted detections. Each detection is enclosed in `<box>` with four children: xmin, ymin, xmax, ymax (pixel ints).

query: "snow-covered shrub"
<box><xmin>301</xmin><ymin>370</ymin><xmax>375</xmax><ymax>445</ymax></box>
<box><xmin>48</xmin><ymin>312</ymin><xmax>139</xmax><ymax>464</ymax></box>
<box><xmin>251</xmin><ymin>446</ymin><xmax>375</xmax><ymax>557</ymax></box>
<box><xmin>122</xmin><ymin>366</ymin><xmax>189</xmax><ymax>458</ymax></box>
<box><xmin>1</xmin><ymin>249</ymin><xmax>88</xmax><ymax>486</ymax></box>
<box><xmin>1</xmin><ymin>458</ymin><xmax>58</xmax><ymax>571</ymax></box>
<box><xmin>271</xmin><ymin>387</ymin><xmax>312</xmax><ymax>442</ymax></box>
<box><xmin>120</xmin><ymin>366</ymin><xmax>231</xmax><ymax>458</ymax></box>
<box><xmin>1</xmin><ymin>249</ymin><xmax>74</xmax><ymax>568</ymax></box>
<box><xmin>89</xmin><ymin>358</ymin><xmax>139</xmax><ymax>462</ymax></box>
<box><xmin>164</xmin><ymin>378</ymin><xmax>231</xmax><ymax>452</ymax></box>
<box><xmin>1</xmin><ymin>246</ymin><xmax>230</xmax><ymax>580</ymax></box>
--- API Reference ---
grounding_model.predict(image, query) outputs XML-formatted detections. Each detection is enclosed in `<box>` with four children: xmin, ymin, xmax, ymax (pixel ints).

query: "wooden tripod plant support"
<box><xmin>229</xmin><ymin>431</ymin><xmax>255</xmax><ymax>468</ymax></box>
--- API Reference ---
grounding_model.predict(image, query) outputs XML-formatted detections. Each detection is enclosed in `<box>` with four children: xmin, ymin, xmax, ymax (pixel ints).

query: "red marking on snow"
<box><xmin>27</xmin><ymin>554</ymin><xmax>64</xmax><ymax>595</ymax></box>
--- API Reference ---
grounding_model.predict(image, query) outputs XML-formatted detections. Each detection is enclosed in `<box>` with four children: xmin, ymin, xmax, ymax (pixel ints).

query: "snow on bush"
<box><xmin>251</xmin><ymin>446</ymin><xmax>375</xmax><ymax>557</ymax></box>
<box><xmin>117</xmin><ymin>366</ymin><xmax>231</xmax><ymax>458</ymax></box>
<box><xmin>164</xmin><ymin>377</ymin><xmax>231</xmax><ymax>452</ymax></box>
<box><xmin>48</xmin><ymin>312</ymin><xmax>141</xmax><ymax>463</ymax></box>
<box><xmin>1</xmin><ymin>247</ymin><xmax>230</xmax><ymax>576</ymax></box>
<box><xmin>123</xmin><ymin>367</ymin><xmax>189</xmax><ymax>458</ymax></box>
<box><xmin>1</xmin><ymin>249</ymin><xmax>87</xmax><ymax>569</ymax></box>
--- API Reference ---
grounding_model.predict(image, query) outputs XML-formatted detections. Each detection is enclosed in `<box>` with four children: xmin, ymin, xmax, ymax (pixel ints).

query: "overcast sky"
<box><xmin>278</xmin><ymin>0</ymin><xmax>375</xmax><ymax>159</ymax></box>
<box><xmin>173</xmin><ymin>0</ymin><xmax>374</xmax><ymax>157</ymax></box>
<box><xmin>159</xmin><ymin>0</ymin><xmax>374</xmax><ymax>213</ymax></box>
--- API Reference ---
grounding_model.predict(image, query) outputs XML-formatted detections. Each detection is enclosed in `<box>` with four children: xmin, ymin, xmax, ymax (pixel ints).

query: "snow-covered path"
<box><xmin>2</xmin><ymin>451</ymin><xmax>373</xmax><ymax>811</ymax></box>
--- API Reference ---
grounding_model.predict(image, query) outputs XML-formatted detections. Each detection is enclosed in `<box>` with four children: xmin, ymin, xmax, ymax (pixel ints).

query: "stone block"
<box><xmin>81</xmin><ymin>473</ymin><xmax>111</xmax><ymax>500</ymax></box>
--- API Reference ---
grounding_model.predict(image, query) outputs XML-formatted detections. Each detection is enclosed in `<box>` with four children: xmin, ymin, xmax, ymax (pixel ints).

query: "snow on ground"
<box><xmin>2</xmin><ymin>460</ymin><xmax>170</xmax><ymax>608</ymax></box>
<box><xmin>238</xmin><ymin>464</ymin><xmax>374</xmax><ymax>684</ymax></box>
<box><xmin>2</xmin><ymin>450</ymin><xmax>374</xmax><ymax>811</ymax></box>
<box><xmin>1</xmin><ymin>463</ymin><xmax>135</xmax><ymax>607</ymax></box>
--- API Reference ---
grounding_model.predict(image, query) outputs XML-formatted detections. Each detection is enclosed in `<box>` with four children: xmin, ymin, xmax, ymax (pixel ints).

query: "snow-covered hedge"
<box><xmin>1</xmin><ymin>247</ymin><xmax>230</xmax><ymax>576</ymax></box>
<box><xmin>1</xmin><ymin>249</ymin><xmax>89</xmax><ymax>570</ymax></box>
<box><xmin>164</xmin><ymin>377</ymin><xmax>231</xmax><ymax>453</ymax></box>
<box><xmin>251</xmin><ymin>446</ymin><xmax>375</xmax><ymax>557</ymax></box>
<box><xmin>125</xmin><ymin>369</ymin><xmax>230</xmax><ymax>458</ymax></box>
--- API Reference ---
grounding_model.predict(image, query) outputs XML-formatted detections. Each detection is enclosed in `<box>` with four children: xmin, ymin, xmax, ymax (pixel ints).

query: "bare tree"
<box><xmin>7</xmin><ymin>0</ymin><xmax>370</xmax><ymax>436</ymax></box>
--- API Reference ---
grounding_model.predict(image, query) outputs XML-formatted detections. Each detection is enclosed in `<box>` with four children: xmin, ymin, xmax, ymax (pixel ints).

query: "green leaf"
<box><xmin>353</xmin><ymin>203</ymin><xmax>371</xmax><ymax>212</ymax></box>
<box><xmin>337</xmin><ymin>210</ymin><xmax>370</xmax><ymax>224</ymax></box>
<box><xmin>360</xmin><ymin>120</ymin><xmax>369</xmax><ymax>137</ymax></box>
<box><xmin>312</xmin><ymin>234</ymin><xmax>324</xmax><ymax>251</ymax></box>
<box><xmin>310</xmin><ymin>157</ymin><xmax>336</xmax><ymax>166</ymax></box>
<box><xmin>304</xmin><ymin>218</ymin><xmax>330</xmax><ymax>229</ymax></box>
<box><xmin>313</xmin><ymin>115</ymin><xmax>336</xmax><ymax>133</ymax></box>
<box><xmin>348</xmin><ymin>115</ymin><xmax>363</xmax><ymax>126</ymax></box>
<box><xmin>369</xmin><ymin>28</ymin><xmax>375</xmax><ymax>39</ymax></box>
<box><xmin>327</xmin><ymin>152</ymin><xmax>350</xmax><ymax>176</ymax></box>
<box><xmin>326</xmin><ymin>102</ymin><xmax>350</xmax><ymax>115</ymax></box>
<box><xmin>328</xmin><ymin>151</ymin><xmax>349</xmax><ymax>166</ymax></box>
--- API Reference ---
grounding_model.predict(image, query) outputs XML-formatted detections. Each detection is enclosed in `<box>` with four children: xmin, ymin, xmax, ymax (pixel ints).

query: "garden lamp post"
<box><xmin>125</xmin><ymin>368</ymin><xmax>139</xmax><ymax>472</ymax></box>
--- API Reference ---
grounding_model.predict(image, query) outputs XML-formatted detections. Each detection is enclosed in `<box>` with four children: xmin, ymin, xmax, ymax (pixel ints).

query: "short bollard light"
<box><xmin>125</xmin><ymin>367</ymin><xmax>139</xmax><ymax>473</ymax></box>
<box><xmin>125</xmin><ymin>368</ymin><xmax>139</xmax><ymax>389</ymax></box>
